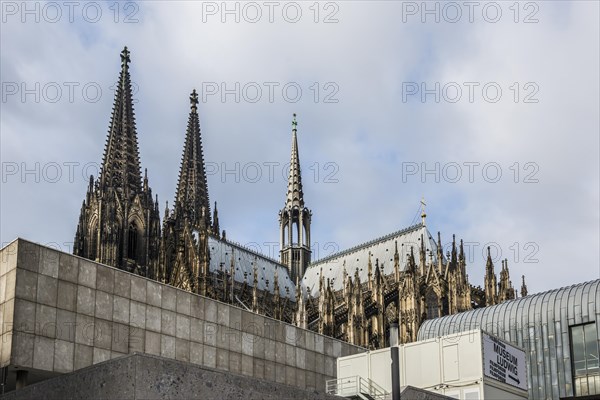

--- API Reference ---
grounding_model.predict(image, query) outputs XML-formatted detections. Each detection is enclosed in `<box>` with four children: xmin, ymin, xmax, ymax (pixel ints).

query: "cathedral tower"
<box><xmin>172</xmin><ymin>89</ymin><xmax>211</xmax><ymax>229</ymax></box>
<box><xmin>74</xmin><ymin>47</ymin><xmax>161</xmax><ymax>277</ymax></box>
<box><xmin>160</xmin><ymin>89</ymin><xmax>212</xmax><ymax>293</ymax></box>
<box><xmin>279</xmin><ymin>114</ymin><xmax>311</xmax><ymax>281</ymax></box>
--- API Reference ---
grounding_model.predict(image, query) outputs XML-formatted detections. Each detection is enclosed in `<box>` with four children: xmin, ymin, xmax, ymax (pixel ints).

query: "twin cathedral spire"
<box><xmin>172</xmin><ymin>89</ymin><xmax>211</xmax><ymax>231</ymax></box>
<box><xmin>74</xmin><ymin>47</ymin><xmax>309</xmax><ymax>283</ymax></box>
<box><xmin>74</xmin><ymin>48</ymin><xmax>522</xmax><ymax>349</ymax></box>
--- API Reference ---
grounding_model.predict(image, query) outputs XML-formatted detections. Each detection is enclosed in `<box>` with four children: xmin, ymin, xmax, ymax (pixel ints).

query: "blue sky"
<box><xmin>1</xmin><ymin>1</ymin><xmax>599</xmax><ymax>294</ymax></box>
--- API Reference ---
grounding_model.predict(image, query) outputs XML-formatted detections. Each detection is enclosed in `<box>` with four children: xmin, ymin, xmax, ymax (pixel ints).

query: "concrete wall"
<box><xmin>0</xmin><ymin>353</ymin><xmax>344</xmax><ymax>400</ymax></box>
<box><xmin>0</xmin><ymin>239</ymin><xmax>363</xmax><ymax>392</ymax></box>
<box><xmin>0</xmin><ymin>240</ymin><xmax>17</xmax><ymax>372</ymax></box>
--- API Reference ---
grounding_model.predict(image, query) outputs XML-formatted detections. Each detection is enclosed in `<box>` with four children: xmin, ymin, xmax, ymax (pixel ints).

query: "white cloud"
<box><xmin>1</xmin><ymin>1</ymin><xmax>598</xmax><ymax>294</ymax></box>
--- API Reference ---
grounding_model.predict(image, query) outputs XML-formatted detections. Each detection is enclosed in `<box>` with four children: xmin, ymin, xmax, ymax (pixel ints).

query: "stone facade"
<box><xmin>0</xmin><ymin>239</ymin><xmax>361</xmax><ymax>392</ymax></box>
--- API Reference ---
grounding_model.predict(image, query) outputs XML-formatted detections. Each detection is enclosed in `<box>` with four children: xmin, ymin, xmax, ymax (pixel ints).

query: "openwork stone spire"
<box><xmin>174</xmin><ymin>89</ymin><xmax>211</xmax><ymax>229</ymax></box>
<box><xmin>279</xmin><ymin>113</ymin><xmax>311</xmax><ymax>282</ymax></box>
<box><xmin>159</xmin><ymin>89</ymin><xmax>212</xmax><ymax>292</ymax></box>
<box><xmin>99</xmin><ymin>46</ymin><xmax>143</xmax><ymax>194</ymax></box>
<box><xmin>285</xmin><ymin>113</ymin><xmax>305</xmax><ymax>209</ymax></box>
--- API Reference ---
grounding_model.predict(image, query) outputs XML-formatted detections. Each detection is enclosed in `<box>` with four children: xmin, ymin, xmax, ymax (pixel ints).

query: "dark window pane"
<box><xmin>128</xmin><ymin>224</ymin><xmax>138</xmax><ymax>261</ymax></box>
<box><xmin>572</xmin><ymin>325</ymin><xmax>586</xmax><ymax>376</ymax></box>
<box><xmin>584</xmin><ymin>323</ymin><xmax>599</xmax><ymax>372</ymax></box>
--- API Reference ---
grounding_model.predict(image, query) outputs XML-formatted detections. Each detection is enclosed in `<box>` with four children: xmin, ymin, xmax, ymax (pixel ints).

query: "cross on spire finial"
<box><xmin>420</xmin><ymin>197</ymin><xmax>427</xmax><ymax>226</ymax></box>
<box><xmin>292</xmin><ymin>113</ymin><xmax>298</xmax><ymax>132</ymax></box>
<box><xmin>120</xmin><ymin>46</ymin><xmax>131</xmax><ymax>68</ymax></box>
<box><xmin>190</xmin><ymin>89</ymin><xmax>199</xmax><ymax>111</ymax></box>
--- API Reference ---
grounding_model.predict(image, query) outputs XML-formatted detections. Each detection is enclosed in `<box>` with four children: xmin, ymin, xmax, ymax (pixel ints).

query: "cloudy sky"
<box><xmin>1</xmin><ymin>1</ymin><xmax>598</xmax><ymax>294</ymax></box>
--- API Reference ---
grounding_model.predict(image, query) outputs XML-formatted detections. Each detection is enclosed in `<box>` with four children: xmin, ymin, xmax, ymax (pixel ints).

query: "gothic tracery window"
<box><xmin>127</xmin><ymin>223</ymin><xmax>138</xmax><ymax>261</ymax></box>
<box><xmin>425</xmin><ymin>288</ymin><xmax>440</xmax><ymax>319</ymax></box>
<box><xmin>89</xmin><ymin>223</ymin><xmax>97</xmax><ymax>260</ymax></box>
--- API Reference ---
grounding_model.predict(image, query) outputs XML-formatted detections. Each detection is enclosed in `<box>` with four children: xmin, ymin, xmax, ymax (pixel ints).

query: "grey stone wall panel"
<box><xmin>0</xmin><ymin>240</ymin><xmax>364</xmax><ymax>393</ymax></box>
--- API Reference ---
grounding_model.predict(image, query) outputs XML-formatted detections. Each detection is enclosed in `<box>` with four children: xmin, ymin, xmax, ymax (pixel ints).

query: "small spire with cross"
<box><xmin>120</xmin><ymin>46</ymin><xmax>131</xmax><ymax>68</ymax></box>
<box><xmin>190</xmin><ymin>89</ymin><xmax>199</xmax><ymax>111</ymax></box>
<box><xmin>292</xmin><ymin>113</ymin><xmax>298</xmax><ymax>133</ymax></box>
<box><xmin>420</xmin><ymin>197</ymin><xmax>427</xmax><ymax>226</ymax></box>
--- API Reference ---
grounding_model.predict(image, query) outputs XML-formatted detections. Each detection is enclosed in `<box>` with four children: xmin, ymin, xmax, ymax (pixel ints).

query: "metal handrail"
<box><xmin>326</xmin><ymin>375</ymin><xmax>388</xmax><ymax>399</ymax></box>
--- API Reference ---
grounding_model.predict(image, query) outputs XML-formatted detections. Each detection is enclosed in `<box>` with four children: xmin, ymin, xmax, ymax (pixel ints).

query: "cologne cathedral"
<box><xmin>74</xmin><ymin>48</ymin><xmax>527</xmax><ymax>349</ymax></box>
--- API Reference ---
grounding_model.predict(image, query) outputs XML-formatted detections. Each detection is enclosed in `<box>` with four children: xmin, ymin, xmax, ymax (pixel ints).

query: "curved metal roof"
<box><xmin>417</xmin><ymin>279</ymin><xmax>600</xmax><ymax>399</ymax></box>
<box><xmin>418</xmin><ymin>280</ymin><xmax>599</xmax><ymax>340</ymax></box>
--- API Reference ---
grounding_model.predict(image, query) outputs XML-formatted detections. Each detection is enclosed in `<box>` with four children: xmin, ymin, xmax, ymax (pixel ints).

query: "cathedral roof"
<box><xmin>208</xmin><ymin>236</ymin><xmax>296</xmax><ymax>300</ymax></box>
<box><xmin>302</xmin><ymin>223</ymin><xmax>444</xmax><ymax>297</ymax></box>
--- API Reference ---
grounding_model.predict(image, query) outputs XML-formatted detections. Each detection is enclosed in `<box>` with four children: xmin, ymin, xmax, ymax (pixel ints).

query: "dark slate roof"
<box><xmin>208</xmin><ymin>235</ymin><xmax>296</xmax><ymax>300</ymax></box>
<box><xmin>303</xmin><ymin>223</ymin><xmax>444</xmax><ymax>297</ymax></box>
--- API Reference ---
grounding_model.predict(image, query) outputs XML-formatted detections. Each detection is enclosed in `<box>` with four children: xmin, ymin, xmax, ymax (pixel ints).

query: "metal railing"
<box><xmin>326</xmin><ymin>376</ymin><xmax>388</xmax><ymax>400</ymax></box>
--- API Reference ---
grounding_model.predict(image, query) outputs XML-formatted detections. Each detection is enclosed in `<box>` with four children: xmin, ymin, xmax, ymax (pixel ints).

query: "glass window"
<box><xmin>573</xmin><ymin>326</ymin><xmax>586</xmax><ymax>375</ymax></box>
<box><xmin>585</xmin><ymin>324</ymin><xmax>599</xmax><ymax>372</ymax></box>
<box><xmin>570</xmin><ymin>323</ymin><xmax>600</xmax><ymax>396</ymax></box>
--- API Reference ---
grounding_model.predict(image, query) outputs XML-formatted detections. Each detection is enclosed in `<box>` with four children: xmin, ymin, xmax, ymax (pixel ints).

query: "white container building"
<box><xmin>332</xmin><ymin>329</ymin><xmax>528</xmax><ymax>400</ymax></box>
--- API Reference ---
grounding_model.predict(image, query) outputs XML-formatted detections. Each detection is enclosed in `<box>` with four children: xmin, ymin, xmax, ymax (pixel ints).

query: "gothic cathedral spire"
<box><xmin>159</xmin><ymin>89</ymin><xmax>213</xmax><ymax>293</ymax></box>
<box><xmin>279</xmin><ymin>114</ymin><xmax>312</xmax><ymax>281</ymax></box>
<box><xmin>173</xmin><ymin>89</ymin><xmax>211</xmax><ymax>230</ymax></box>
<box><xmin>286</xmin><ymin>113</ymin><xmax>305</xmax><ymax>209</ymax></box>
<box><xmin>99</xmin><ymin>47</ymin><xmax>142</xmax><ymax>194</ymax></box>
<box><xmin>74</xmin><ymin>47</ymin><xmax>161</xmax><ymax>277</ymax></box>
